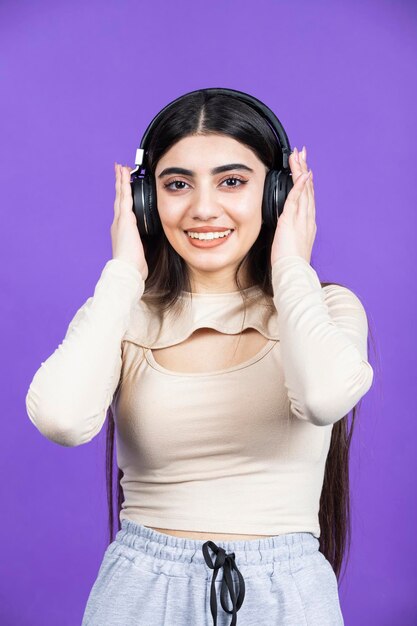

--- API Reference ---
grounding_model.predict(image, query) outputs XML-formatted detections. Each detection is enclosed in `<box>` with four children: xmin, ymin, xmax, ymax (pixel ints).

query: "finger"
<box><xmin>289</xmin><ymin>147</ymin><xmax>304</xmax><ymax>182</ymax></box>
<box><xmin>306</xmin><ymin>156</ymin><xmax>314</xmax><ymax>208</ymax></box>
<box><xmin>302</xmin><ymin>150</ymin><xmax>315</xmax><ymax>205</ymax></box>
<box><xmin>300</xmin><ymin>147</ymin><xmax>314</xmax><ymax>200</ymax></box>
<box><xmin>295</xmin><ymin>148</ymin><xmax>309</xmax><ymax>206</ymax></box>
<box><xmin>298</xmin><ymin>146</ymin><xmax>308</xmax><ymax>175</ymax></box>
<box><xmin>296</xmin><ymin>170</ymin><xmax>311</xmax><ymax>190</ymax></box>
<box><xmin>299</xmin><ymin>146</ymin><xmax>309</xmax><ymax>182</ymax></box>
<box><xmin>120</xmin><ymin>165</ymin><xmax>133</xmax><ymax>214</ymax></box>
<box><xmin>306</xmin><ymin>169</ymin><xmax>315</xmax><ymax>221</ymax></box>
<box><xmin>120</xmin><ymin>166</ymin><xmax>126</xmax><ymax>212</ymax></box>
<box><xmin>297</xmin><ymin>168</ymin><xmax>311</xmax><ymax>219</ymax></box>
<box><xmin>298</xmin><ymin>164</ymin><xmax>314</xmax><ymax>227</ymax></box>
<box><xmin>286</xmin><ymin>171</ymin><xmax>311</xmax><ymax>212</ymax></box>
<box><xmin>308</xmin><ymin>167</ymin><xmax>314</xmax><ymax>192</ymax></box>
<box><xmin>298</xmin><ymin>147</ymin><xmax>314</xmax><ymax>216</ymax></box>
<box><xmin>114</xmin><ymin>162</ymin><xmax>121</xmax><ymax>220</ymax></box>
<box><xmin>303</xmin><ymin>169</ymin><xmax>313</xmax><ymax>217</ymax></box>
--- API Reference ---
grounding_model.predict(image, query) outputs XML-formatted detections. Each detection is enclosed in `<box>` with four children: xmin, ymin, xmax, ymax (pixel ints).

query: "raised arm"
<box><xmin>272</xmin><ymin>255</ymin><xmax>374</xmax><ymax>427</ymax></box>
<box><xmin>25</xmin><ymin>258</ymin><xmax>145</xmax><ymax>446</ymax></box>
<box><xmin>26</xmin><ymin>161</ymin><xmax>149</xmax><ymax>446</ymax></box>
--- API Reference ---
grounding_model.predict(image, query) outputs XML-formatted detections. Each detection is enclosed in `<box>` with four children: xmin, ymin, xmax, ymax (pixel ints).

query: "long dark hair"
<box><xmin>104</xmin><ymin>89</ymin><xmax>377</xmax><ymax>584</ymax></box>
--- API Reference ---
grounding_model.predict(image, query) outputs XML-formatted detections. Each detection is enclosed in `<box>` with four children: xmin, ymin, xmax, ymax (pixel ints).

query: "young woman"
<box><xmin>26</xmin><ymin>88</ymin><xmax>374</xmax><ymax>625</ymax></box>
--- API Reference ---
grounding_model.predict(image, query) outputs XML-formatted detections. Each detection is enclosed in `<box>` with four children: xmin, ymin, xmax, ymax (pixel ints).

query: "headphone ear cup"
<box><xmin>132</xmin><ymin>174</ymin><xmax>162</xmax><ymax>237</ymax></box>
<box><xmin>131</xmin><ymin>177</ymin><xmax>147</xmax><ymax>237</ymax></box>
<box><xmin>262</xmin><ymin>169</ymin><xmax>279</xmax><ymax>229</ymax></box>
<box><xmin>262</xmin><ymin>169</ymin><xmax>294</xmax><ymax>229</ymax></box>
<box><xmin>278</xmin><ymin>170</ymin><xmax>294</xmax><ymax>217</ymax></box>
<box><xmin>143</xmin><ymin>174</ymin><xmax>162</xmax><ymax>237</ymax></box>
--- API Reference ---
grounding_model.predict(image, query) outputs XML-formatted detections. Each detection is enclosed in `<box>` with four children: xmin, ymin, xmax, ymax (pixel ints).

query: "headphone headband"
<box><xmin>129</xmin><ymin>87</ymin><xmax>294</xmax><ymax>237</ymax></box>
<box><xmin>132</xmin><ymin>87</ymin><xmax>292</xmax><ymax>175</ymax></box>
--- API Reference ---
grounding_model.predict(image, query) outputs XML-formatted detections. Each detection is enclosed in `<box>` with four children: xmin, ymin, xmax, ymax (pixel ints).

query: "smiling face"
<box><xmin>154</xmin><ymin>133</ymin><xmax>269</xmax><ymax>293</ymax></box>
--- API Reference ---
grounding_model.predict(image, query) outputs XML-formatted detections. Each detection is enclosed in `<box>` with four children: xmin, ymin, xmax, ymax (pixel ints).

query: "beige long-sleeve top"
<box><xmin>25</xmin><ymin>255</ymin><xmax>374</xmax><ymax>538</ymax></box>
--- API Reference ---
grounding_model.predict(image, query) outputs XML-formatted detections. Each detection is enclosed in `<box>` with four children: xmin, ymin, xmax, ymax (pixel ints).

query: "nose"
<box><xmin>189</xmin><ymin>183</ymin><xmax>223</xmax><ymax>222</ymax></box>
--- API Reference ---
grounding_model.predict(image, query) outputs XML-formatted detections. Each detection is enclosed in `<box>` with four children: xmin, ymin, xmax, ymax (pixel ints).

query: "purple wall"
<box><xmin>2</xmin><ymin>0</ymin><xmax>416</xmax><ymax>623</ymax></box>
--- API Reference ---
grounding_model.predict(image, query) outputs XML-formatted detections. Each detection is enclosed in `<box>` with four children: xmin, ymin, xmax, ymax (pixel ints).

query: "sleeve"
<box><xmin>271</xmin><ymin>255</ymin><xmax>374</xmax><ymax>427</ymax></box>
<box><xmin>25</xmin><ymin>258</ymin><xmax>145</xmax><ymax>446</ymax></box>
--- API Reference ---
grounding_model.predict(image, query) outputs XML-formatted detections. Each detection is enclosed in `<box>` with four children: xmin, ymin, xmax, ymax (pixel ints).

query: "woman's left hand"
<box><xmin>270</xmin><ymin>145</ymin><xmax>317</xmax><ymax>266</ymax></box>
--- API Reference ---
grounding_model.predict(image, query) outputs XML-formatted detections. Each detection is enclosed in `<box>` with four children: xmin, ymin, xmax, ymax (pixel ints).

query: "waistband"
<box><xmin>118</xmin><ymin>518</ymin><xmax>319</xmax><ymax>565</ymax></box>
<box><xmin>116</xmin><ymin>519</ymin><xmax>320</xmax><ymax>626</ymax></box>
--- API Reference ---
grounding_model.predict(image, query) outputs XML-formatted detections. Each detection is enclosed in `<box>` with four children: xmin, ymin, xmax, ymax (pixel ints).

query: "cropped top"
<box><xmin>25</xmin><ymin>255</ymin><xmax>374</xmax><ymax>538</ymax></box>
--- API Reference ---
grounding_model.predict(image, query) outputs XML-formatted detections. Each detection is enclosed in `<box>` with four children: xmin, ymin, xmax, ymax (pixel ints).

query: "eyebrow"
<box><xmin>157</xmin><ymin>163</ymin><xmax>255</xmax><ymax>179</ymax></box>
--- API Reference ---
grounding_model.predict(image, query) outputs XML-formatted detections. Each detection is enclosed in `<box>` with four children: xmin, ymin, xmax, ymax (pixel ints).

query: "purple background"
<box><xmin>2</xmin><ymin>0</ymin><xmax>416</xmax><ymax>623</ymax></box>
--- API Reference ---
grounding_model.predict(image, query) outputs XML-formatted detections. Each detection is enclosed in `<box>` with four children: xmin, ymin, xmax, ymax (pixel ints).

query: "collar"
<box><xmin>123</xmin><ymin>285</ymin><xmax>279</xmax><ymax>349</ymax></box>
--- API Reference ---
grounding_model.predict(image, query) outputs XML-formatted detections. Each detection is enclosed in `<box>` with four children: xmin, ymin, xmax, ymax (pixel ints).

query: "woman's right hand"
<box><xmin>111</xmin><ymin>162</ymin><xmax>149</xmax><ymax>282</ymax></box>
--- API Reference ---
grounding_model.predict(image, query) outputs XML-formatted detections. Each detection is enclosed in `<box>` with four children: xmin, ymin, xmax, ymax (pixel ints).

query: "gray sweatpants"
<box><xmin>81</xmin><ymin>518</ymin><xmax>344</xmax><ymax>625</ymax></box>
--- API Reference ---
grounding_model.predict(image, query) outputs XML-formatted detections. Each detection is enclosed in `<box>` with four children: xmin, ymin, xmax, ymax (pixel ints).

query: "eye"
<box><xmin>221</xmin><ymin>176</ymin><xmax>247</xmax><ymax>188</ymax></box>
<box><xmin>163</xmin><ymin>179</ymin><xmax>189</xmax><ymax>191</ymax></box>
<box><xmin>163</xmin><ymin>176</ymin><xmax>248</xmax><ymax>192</ymax></box>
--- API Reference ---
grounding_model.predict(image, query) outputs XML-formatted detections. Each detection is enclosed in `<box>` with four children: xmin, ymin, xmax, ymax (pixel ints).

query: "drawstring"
<box><xmin>202</xmin><ymin>540</ymin><xmax>246</xmax><ymax>626</ymax></box>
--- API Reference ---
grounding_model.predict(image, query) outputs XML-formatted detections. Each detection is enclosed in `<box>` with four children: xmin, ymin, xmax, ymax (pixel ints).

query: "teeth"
<box><xmin>187</xmin><ymin>229</ymin><xmax>232</xmax><ymax>240</ymax></box>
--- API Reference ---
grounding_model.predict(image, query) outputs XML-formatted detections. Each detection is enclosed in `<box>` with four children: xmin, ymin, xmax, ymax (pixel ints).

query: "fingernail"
<box><xmin>293</xmin><ymin>147</ymin><xmax>300</xmax><ymax>164</ymax></box>
<box><xmin>301</xmin><ymin>146</ymin><xmax>306</xmax><ymax>160</ymax></box>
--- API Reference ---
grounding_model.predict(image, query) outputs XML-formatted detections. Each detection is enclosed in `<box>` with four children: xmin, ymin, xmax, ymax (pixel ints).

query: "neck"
<box><xmin>186</xmin><ymin>261</ymin><xmax>254</xmax><ymax>294</ymax></box>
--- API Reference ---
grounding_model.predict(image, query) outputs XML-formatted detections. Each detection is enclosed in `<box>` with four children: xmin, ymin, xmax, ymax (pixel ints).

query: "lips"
<box><xmin>183</xmin><ymin>228</ymin><xmax>235</xmax><ymax>233</ymax></box>
<box><xmin>184</xmin><ymin>228</ymin><xmax>235</xmax><ymax>247</ymax></box>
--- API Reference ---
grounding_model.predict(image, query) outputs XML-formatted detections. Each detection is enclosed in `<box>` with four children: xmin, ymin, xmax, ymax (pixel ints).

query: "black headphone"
<box><xmin>129</xmin><ymin>87</ymin><xmax>294</xmax><ymax>237</ymax></box>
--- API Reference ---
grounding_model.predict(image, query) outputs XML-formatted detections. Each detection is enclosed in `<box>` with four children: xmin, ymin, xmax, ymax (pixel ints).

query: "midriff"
<box><xmin>147</xmin><ymin>526</ymin><xmax>275</xmax><ymax>540</ymax></box>
<box><xmin>143</xmin><ymin>332</ymin><xmax>277</xmax><ymax>542</ymax></box>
